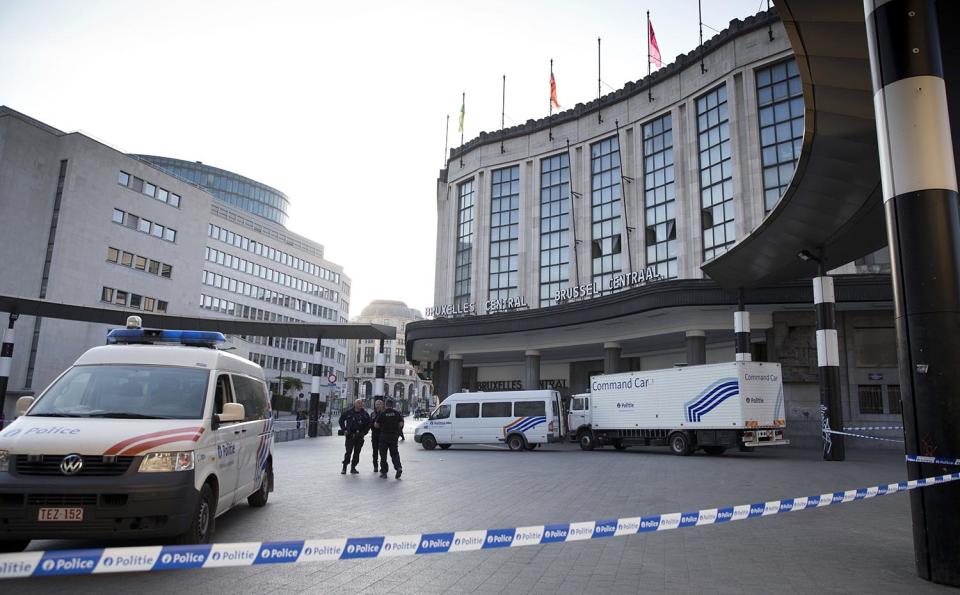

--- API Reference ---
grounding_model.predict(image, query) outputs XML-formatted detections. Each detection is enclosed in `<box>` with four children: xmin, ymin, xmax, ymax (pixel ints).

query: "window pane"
<box><xmin>455</xmin><ymin>403</ymin><xmax>479</xmax><ymax>418</ymax></box>
<box><xmin>514</xmin><ymin>401</ymin><xmax>546</xmax><ymax>416</ymax></box>
<box><xmin>858</xmin><ymin>385</ymin><xmax>884</xmax><ymax>414</ymax></box>
<box><xmin>481</xmin><ymin>402</ymin><xmax>512</xmax><ymax>417</ymax></box>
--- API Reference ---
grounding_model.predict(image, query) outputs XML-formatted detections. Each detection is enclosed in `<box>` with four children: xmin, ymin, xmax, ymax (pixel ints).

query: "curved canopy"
<box><xmin>701</xmin><ymin>0</ymin><xmax>887</xmax><ymax>288</ymax></box>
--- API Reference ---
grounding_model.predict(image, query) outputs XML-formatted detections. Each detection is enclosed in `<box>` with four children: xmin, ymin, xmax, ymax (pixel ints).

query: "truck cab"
<box><xmin>566</xmin><ymin>393</ymin><xmax>591</xmax><ymax>442</ymax></box>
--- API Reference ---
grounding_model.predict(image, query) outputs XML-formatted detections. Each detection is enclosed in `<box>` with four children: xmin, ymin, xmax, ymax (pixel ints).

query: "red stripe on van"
<box><xmin>118</xmin><ymin>432</ymin><xmax>203</xmax><ymax>456</ymax></box>
<box><xmin>104</xmin><ymin>426</ymin><xmax>203</xmax><ymax>455</ymax></box>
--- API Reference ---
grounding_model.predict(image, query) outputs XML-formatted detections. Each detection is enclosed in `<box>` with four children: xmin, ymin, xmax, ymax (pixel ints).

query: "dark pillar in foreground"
<box><xmin>308</xmin><ymin>337</ymin><xmax>321</xmax><ymax>438</ymax></box>
<box><xmin>685</xmin><ymin>330</ymin><xmax>706</xmax><ymax>365</ymax></box>
<box><xmin>734</xmin><ymin>305</ymin><xmax>751</xmax><ymax>363</ymax></box>
<box><xmin>813</xmin><ymin>271</ymin><xmax>844</xmax><ymax>461</ymax></box>
<box><xmin>866</xmin><ymin>0</ymin><xmax>960</xmax><ymax>584</ymax></box>
<box><xmin>374</xmin><ymin>339</ymin><xmax>386</xmax><ymax>406</ymax></box>
<box><xmin>0</xmin><ymin>314</ymin><xmax>17</xmax><ymax>412</ymax></box>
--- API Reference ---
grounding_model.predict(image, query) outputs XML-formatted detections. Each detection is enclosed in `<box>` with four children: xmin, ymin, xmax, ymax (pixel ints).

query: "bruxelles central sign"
<box><xmin>427</xmin><ymin>267</ymin><xmax>664</xmax><ymax>318</ymax></box>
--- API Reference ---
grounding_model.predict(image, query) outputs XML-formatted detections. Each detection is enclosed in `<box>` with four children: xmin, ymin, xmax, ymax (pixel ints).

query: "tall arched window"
<box><xmin>394</xmin><ymin>382</ymin><xmax>404</xmax><ymax>398</ymax></box>
<box><xmin>362</xmin><ymin>381</ymin><xmax>372</xmax><ymax>397</ymax></box>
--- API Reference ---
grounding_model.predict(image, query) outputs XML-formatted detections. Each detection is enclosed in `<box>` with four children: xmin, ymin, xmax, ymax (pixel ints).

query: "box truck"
<box><xmin>567</xmin><ymin>362</ymin><xmax>788</xmax><ymax>455</ymax></box>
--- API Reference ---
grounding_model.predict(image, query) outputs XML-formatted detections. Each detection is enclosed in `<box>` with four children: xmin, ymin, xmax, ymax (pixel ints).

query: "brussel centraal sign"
<box><xmin>427</xmin><ymin>267</ymin><xmax>663</xmax><ymax>318</ymax></box>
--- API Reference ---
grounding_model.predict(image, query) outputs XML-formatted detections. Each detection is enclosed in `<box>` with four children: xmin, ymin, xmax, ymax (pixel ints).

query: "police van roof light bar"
<box><xmin>107</xmin><ymin>328</ymin><xmax>227</xmax><ymax>348</ymax></box>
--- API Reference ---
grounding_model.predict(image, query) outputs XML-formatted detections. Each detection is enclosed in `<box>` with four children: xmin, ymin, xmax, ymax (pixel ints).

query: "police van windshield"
<box><xmin>29</xmin><ymin>365</ymin><xmax>210</xmax><ymax>420</ymax></box>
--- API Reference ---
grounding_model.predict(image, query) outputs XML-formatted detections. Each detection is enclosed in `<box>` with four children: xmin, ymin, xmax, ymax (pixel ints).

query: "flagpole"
<box><xmin>597</xmin><ymin>37</ymin><xmax>602</xmax><ymax>125</ymax></box>
<box><xmin>444</xmin><ymin>114</ymin><xmax>449</xmax><ymax>168</ymax></box>
<box><xmin>647</xmin><ymin>11</ymin><xmax>653</xmax><ymax>103</ymax></box>
<box><xmin>698</xmin><ymin>0</ymin><xmax>707</xmax><ymax>74</ymax></box>
<box><xmin>549</xmin><ymin>59</ymin><xmax>554</xmax><ymax>142</ymax></box>
<box><xmin>501</xmin><ymin>74</ymin><xmax>506</xmax><ymax>154</ymax></box>
<box><xmin>566</xmin><ymin>139</ymin><xmax>580</xmax><ymax>287</ymax></box>
<box><xmin>460</xmin><ymin>91</ymin><xmax>465</xmax><ymax>168</ymax></box>
<box><xmin>767</xmin><ymin>0</ymin><xmax>773</xmax><ymax>41</ymax></box>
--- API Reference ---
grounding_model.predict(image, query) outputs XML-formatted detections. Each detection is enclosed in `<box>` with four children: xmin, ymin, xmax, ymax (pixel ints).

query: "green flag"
<box><xmin>458</xmin><ymin>95</ymin><xmax>465</xmax><ymax>134</ymax></box>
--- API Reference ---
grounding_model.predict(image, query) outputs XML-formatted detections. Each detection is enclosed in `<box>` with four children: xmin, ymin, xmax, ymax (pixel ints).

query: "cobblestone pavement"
<box><xmin>6</xmin><ymin>424</ymin><xmax>955</xmax><ymax>594</ymax></box>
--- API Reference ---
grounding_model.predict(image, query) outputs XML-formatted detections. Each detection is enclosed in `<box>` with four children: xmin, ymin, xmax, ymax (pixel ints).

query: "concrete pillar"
<box><xmin>685</xmin><ymin>330</ymin><xmax>706</xmax><ymax>365</ymax></box>
<box><xmin>447</xmin><ymin>354</ymin><xmax>463</xmax><ymax>396</ymax></box>
<box><xmin>373</xmin><ymin>339</ymin><xmax>386</xmax><ymax>407</ymax></box>
<box><xmin>735</xmin><ymin>309</ymin><xmax>752</xmax><ymax>362</ymax></box>
<box><xmin>523</xmin><ymin>350</ymin><xmax>541</xmax><ymax>390</ymax></box>
<box><xmin>603</xmin><ymin>342</ymin><xmax>621</xmax><ymax>374</ymax></box>
<box><xmin>814</xmin><ymin>272</ymin><xmax>844</xmax><ymax>461</ymax></box>
<box><xmin>865</xmin><ymin>0</ymin><xmax>960</xmax><ymax>584</ymax></box>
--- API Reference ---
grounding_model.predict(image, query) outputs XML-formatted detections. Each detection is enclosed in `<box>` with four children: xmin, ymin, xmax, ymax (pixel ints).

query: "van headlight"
<box><xmin>0</xmin><ymin>450</ymin><xmax>8</xmax><ymax>473</ymax></box>
<box><xmin>138</xmin><ymin>451</ymin><xmax>194</xmax><ymax>473</ymax></box>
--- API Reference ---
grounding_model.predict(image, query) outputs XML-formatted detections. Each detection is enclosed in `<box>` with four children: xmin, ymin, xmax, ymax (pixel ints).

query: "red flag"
<box><xmin>648</xmin><ymin>19</ymin><xmax>663</xmax><ymax>69</ymax></box>
<box><xmin>550</xmin><ymin>72</ymin><xmax>560</xmax><ymax>110</ymax></box>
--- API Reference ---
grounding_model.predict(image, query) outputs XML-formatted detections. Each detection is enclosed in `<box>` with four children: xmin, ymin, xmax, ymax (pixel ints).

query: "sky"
<box><xmin>0</xmin><ymin>0</ymin><xmax>766</xmax><ymax>318</ymax></box>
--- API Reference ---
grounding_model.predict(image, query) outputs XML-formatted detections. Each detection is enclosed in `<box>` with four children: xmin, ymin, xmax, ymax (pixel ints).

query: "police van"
<box><xmin>414</xmin><ymin>390</ymin><xmax>566</xmax><ymax>451</ymax></box>
<box><xmin>0</xmin><ymin>317</ymin><xmax>274</xmax><ymax>552</ymax></box>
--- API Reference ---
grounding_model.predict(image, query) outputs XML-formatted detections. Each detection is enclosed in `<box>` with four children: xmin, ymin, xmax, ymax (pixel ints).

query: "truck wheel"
<box><xmin>507</xmin><ymin>434</ymin><xmax>526</xmax><ymax>451</ymax></box>
<box><xmin>579</xmin><ymin>432</ymin><xmax>595</xmax><ymax>451</ymax></box>
<box><xmin>702</xmin><ymin>446</ymin><xmax>726</xmax><ymax>456</ymax></box>
<box><xmin>614</xmin><ymin>441</ymin><xmax>628</xmax><ymax>451</ymax></box>
<box><xmin>439</xmin><ymin>444</ymin><xmax>451</xmax><ymax>450</ymax></box>
<box><xmin>175</xmin><ymin>483</ymin><xmax>215</xmax><ymax>544</ymax></box>
<box><xmin>247</xmin><ymin>467</ymin><xmax>271</xmax><ymax>508</ymax></box>
<box><xmin>421</xmin><ymin>434</ymin><xmax>437</xmax><ymax>450</ymax></box>
<box><xmin>669</xmin><ymin>432</ymin><xmax>693</xmax><ymax>456</ymax></box>
<box><xmin>0</xmin><ymin>540</ymin><xmax>29</xmax><ymax>553</ymax></box>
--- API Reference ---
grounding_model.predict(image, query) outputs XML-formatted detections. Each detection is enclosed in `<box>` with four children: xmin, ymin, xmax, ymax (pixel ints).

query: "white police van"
<box><xmin>414</xmin><ymin>390</ymin><xmax>566</xmax><ymax>451</ymax></box>
<box><xmin>0</xmin><ymin>317</ymin><xmax>274</xmax><ymax>552</ymax></box>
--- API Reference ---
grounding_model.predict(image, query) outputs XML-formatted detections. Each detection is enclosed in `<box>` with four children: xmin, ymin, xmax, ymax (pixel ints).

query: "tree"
<box><xmin>278</xmin><ymin>376</ymin><xmax>303</xmax><ymax>395</ymax></box>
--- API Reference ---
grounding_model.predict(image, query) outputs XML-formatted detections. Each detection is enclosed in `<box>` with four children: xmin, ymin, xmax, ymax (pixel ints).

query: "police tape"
<box><xmin>0</xmin><ymin>455</ymin><xmax>957</xmax><ymax>580</ymax></box>
<box><xmin>824</xmin><ymin>429</ymin><xmax>904</xmax><ymax>443</ymax></box>
<box><xmin>842</xmin><ymin>425</ymin><xmax>903</xmax><ymax>432</ymax></box>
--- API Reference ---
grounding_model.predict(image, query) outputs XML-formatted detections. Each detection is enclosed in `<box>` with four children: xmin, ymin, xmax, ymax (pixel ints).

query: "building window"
<box><xmin>756</xmin><ymin>59</ymin><xmax>804</xmax><ymax>211</ymax></box>
<box><xmin>151</xmin><ymin>223</ymin><xmax>164</xmax><ymax>238</ymax></box>
<box><xmin>118</xmin><ymin>171</ymin><xmax>130</xmax><ymax>186</ymax></box>
<box><xmin>169</xmin><ymin>193</ymin><xmax>181</xmax><ymax>208</ymax></box>
<box><xmin>454</xmin><ymin>179</ymin><xmax>475</xmax><ymax>307</ymax></box>
<box><xmin>164</xmin><ymin>228</ymin><xmax>176</xmax><ymax>242</ymax></box>
<box><xmin>364</xmin><ymin>346</ymin><xmax>374</xmax><ymax>363</ymax></box>
<box><xmin>156</xmin><ymin>188</ymin><xmax>168</xmax><ymax>203</ymax></box>
<box><xmin>143</xmin><ymin>182</ymin><xmax>156</xmax><ymax>198</ymax></box>
<box><xmin>112</xmin><ymin>208</ymin><xmax>125</xmax><ymax>224</ymax></box>
<box><xmin>106</xmin><ymin>247</ymin><xmax>119</xmax><ymax>263</ymax></box>
<box><xmin>120</xmin><ymin>251</ymin><xmax>134</xmax><ymax>267</ymax></box>
<box><xmin>138</xmin><ymin>218</ymin><xmax>151</xmax><ymax>234</ymax></box>
<box><xmin>642</xmin><ymin>112</ymin><xmax>677</xmax><ymax>279</ymax></box>
<box><xmin>129</xmin><ymin>293</ymin><xmax>142</xmax><ymax>309</ymax></box>
<box><xmin>125</xmin><ymin>213</ymin><xmax>139</xmax><ymax>229</ymax></box>
<box><xmin>539</xmin><ymin>153</ymin><xmax>571</xmax><ymax>306</ymax></box>
<box><xmin>488</xmin><ymin>166</ymin><xmax>520</xmax><ymax>302</ymax></box>
<box><xmin>131</xmin><ymin>177</ymin><xmax>144</xmax><ymax>193</ymax></box>
<box><xmin>590</xmin><ymin>136</ymin><xmax>623</xmax><ymax>293</ymax></box>
<box><xmin>101</xmin><ymin>287</ymin><xmax>113</xmax><ymax>302</ymax></box>
<box><xmin>160</xmin><ymin>263</ymin><xmax>172</xmax><ymax>278</ymax></box>
<box><xmin>157</xmin><ymin>300</ymin><xmax>167</xmax><ymax>313</ymax></box>
<box><xmin>134</xmin><ymin>255</ymin><xmax>147</xmax><ymax>270</ymax></box>
<box><xmin>148</xmin><ymin>259</ymin><xmax>160</xmax><ymax>275</ymax></box>
<box><xmin>857</xmin><ymin>384</ymin><xmax>884</xmax><ymax>415</ymax></box>
<box><xmin>697</xmin><ymin>83</ymin><xmax>735</xmax><ymax>261</ymax></box>
<box><xmin>115</xmin><ymin>290</ymin><xmax>128</xmax><ymax>306</ymax></box>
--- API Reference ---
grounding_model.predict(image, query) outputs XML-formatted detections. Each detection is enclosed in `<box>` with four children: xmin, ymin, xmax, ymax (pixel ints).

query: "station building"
<box><xmin>405</xmin><ymin>10</ymin><xmax>899</xmax><ymax>445</ymax></box>
<box><xmin>0</xmin><ymin>107</ymin><xmax>351</xmax><ymax>417</ymax></box>
<box><xmin>345</xmin><ymin>300</ymin><xmax>433</xmax><ymax>413</ymax></box>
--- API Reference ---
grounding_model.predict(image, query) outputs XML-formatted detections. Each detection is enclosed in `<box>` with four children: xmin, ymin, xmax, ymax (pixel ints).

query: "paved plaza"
<box><xmin>6</xmin><ymin>423</ymin><xmax>954</xmax><ymax>594</ymax></box>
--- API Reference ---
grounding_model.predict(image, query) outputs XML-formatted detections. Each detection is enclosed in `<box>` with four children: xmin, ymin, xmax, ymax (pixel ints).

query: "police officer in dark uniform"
<box><xmin>370</xmin><ymin>399</ymin><xmax>384</xmax><ymax>472</ymax></box>
<box><xmin>338</xmin><ymin>399</ymin><xmax>371</xmax><ymax>474</ymax></box>
<box><xmin>374</xmin><ymin>398</ymin><xmax>404</xmax><ymax>479</ymax></box>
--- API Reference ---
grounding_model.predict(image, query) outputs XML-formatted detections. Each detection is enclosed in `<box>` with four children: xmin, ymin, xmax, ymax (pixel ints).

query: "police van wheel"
<box><xmin>421</xmin><ymin>434</ymin><xmax>438</xmax><ymax>450</ymax></box>
<box><xmin>669</xmin><ymin>432</ymin><xmax>693</xmax><ymax>456</ymax></box>
<box><xmin>0</xmin><ymin>540</ymin><xmax>28</xmax><ymax>553</ymax></box>
<box><xmin>506</xmin><ymin>434</ymin><xmax>526</xmax><ymax>451</ymax></box>
<box><xmin>247</xmin><ymin>468</ymin><xmax>271</xmax><ymax>508</ymax></box>
<box><xmin>524</xmin><ymin>443</ymin><xmax>537</xmax><ymax>451</ymax></box>
<box><xmin>439</xmin><ymin>444</ymin><xmax>451</xmax><ymax>450</ymax></box>
<box><xmin>176</xmin><ymin>483</ymin><xmax>215</xmax><ymax>545</ymax></box>
<box><xmin>579</xmin><ymin>432</ymin><xmax>595</xmax><ymax>451</ymax></box>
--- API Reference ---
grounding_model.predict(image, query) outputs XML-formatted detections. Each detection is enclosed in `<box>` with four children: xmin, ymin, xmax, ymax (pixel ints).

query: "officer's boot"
<box><xmin>341</xmin><ymin>462</ymin><xmax>347</xmax><ymax>475</ymax></box>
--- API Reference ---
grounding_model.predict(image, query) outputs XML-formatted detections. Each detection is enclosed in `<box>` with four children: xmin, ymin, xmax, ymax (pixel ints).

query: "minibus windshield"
<box><xmin>29</xmin><ymin>365</ymin><xmax>210</xmax><ymax>420</ymax></box>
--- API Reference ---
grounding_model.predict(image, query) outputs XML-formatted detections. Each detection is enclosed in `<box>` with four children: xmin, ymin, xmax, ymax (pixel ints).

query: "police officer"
<box><xmin>374</xmin><ymin>398</ymin><xmax>404</xmax><ymax>479</ymax></box>
<box><xmin>370</xmin><ymin>399</ymin><xmax>384</xmax><ymax>472</ymax></box>
<box><xmin>338</xmin><ymin>399</ymin><xmax>371</xmax><ymax>474</ymax></box>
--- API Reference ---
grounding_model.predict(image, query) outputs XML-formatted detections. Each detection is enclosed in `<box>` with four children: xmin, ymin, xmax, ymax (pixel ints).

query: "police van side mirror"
<box><xmin>218</xmin><ymin>402</ymin><xmax>245</xmax><ymax>424</ymax></box>
<box><xmin>15</xmin><ymin>396</ymin><xmax>34</xmax><ymax>417</ymax></box>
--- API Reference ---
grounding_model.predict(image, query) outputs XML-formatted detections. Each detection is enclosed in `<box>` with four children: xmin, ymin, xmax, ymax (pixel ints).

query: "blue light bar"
<box><xmin>107</xmin><ymin>328</ymin><xmax>226</xmax><ymax>347</ymax></box>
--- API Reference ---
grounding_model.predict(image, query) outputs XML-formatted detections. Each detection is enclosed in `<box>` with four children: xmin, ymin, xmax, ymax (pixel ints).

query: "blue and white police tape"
<box><xmin>1</xmin><ymin>455</ymin><xmax>957</xmax><ymax>580</ymax></box>
<box><xmin>842</xmin><ymin>425</ymin><xmax>903</xmax><ymax>432</ymax></box>
<box><xmin>824</xmin><ymin>429</ymin><xmax>904</xmax><ymax>443</ymax></box>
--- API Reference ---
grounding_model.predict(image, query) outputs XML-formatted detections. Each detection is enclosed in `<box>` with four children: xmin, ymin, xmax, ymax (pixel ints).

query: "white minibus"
<box><xmin>414</xmin><ymin>390</ymin><xmax>566</xmax><ymax>451</ymax></box>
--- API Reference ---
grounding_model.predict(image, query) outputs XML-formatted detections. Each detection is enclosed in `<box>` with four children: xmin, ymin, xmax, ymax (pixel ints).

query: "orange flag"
<box><xmin>550</xmin><ymin>72</ymin><xmax>561</xmax><ymax>110</ymax></box>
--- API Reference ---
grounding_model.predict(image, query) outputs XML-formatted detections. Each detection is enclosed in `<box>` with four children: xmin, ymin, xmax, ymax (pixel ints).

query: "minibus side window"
<box><xmin>455</xmin><ymin>403</ymin><xmax>479</xmax><ymax>418</ymax></box>
<box><xmin>431</xmin><ymin>404</ymin><xmax>451</xmax><ymax>420</ymax></box>
<box><xmin>514</xmin><ymin>401</ymin><xmax>546</xmax><ymax>417</ymax></box>
<box><xmin>481</xmin><ymin>402</ymin><xmax>511</xmax><ymax>417</ymax></box>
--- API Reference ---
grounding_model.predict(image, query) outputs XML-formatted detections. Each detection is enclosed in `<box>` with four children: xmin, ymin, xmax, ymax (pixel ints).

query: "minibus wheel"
<box><xmin>421</xmin><ymin>434</ymin><xmax>438</xmax><ymax>450</ymax></box>
<box><xmin>525</xmin><ymin>443</ymin><xmax>537</xmax><ymax>450</ymax></box>
<box><xmin>439</xmin><ymin>444</ymin><xmax>451</xmax><ymax>449</ymax></box>
<box><xmin>506</xmin><ymin>434</ymin><xmax>526</xmax><ymax>451</ymax></box>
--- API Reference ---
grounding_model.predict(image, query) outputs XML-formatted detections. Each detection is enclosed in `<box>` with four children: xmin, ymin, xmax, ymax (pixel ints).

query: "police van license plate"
<box><xmin>38</xmin><ymin>507</ymin><xmax>84</xmax><ymax>522</ymax></box>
